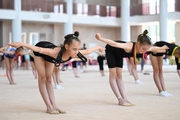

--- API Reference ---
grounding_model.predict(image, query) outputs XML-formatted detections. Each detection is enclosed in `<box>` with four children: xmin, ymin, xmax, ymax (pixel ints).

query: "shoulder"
<box><xmin>126</xmin><ymin>42</ymin><xmax>134</xmax><ymax>46</ymax></box>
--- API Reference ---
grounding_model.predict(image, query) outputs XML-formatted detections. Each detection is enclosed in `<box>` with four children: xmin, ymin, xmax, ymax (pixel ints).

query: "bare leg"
<box><xmin>150</xmin><ymin>55</ymin><xmax>172</xmax><ymax>96</ymax></box>
<box><xmin>9</xmin><ymin>58</ymin><xmax>15</xmax><ymax>84</ymax></box>
<box><xmin>30</xmin><ymin>61</ymin><xmax>38</xmax><ymax>79</ymax></box>
<box><xmin>129</xmin><ymin>58</ymin><xmax>143</xmax><ymax>84</ymax></box>
<box><xmin>73</xmin><ymin>68</ymin><xmax>79</xmax><ymax>78</ymax></box>
<box><xmin>126</xmin><ymin>59</ymin><xmax>132</xmax><ymax>75</ymax></box>
<box><xmin>150</xmin><ymin>55</ymin><xmax>163</xmax><ymax>93</ymax></box>
<box><xmin>4</xmin><ymin>57</ymin><xmax>15</xmax><ymax>84</ymax></box>
<box><xmin>157</xmin><ymin>57</ymin><xmax>166</xmax><ymax>91</ymax></box>
<box><xmin>34</xmin><ymin>56</ymin><xmax>59</xmax><ymax>114</ymax></box>
<box><xmin>116</xmin><ymin>68</ymin><xmax>134</xmax><ymax>105</ymax></box>
<box><xmin>52</xmin><ymin>71</ymin><xmax>57</xmax><ymax>86</ymax></box>
<box><xmin>54</xmin><ymin>67</ymin><xmax>62</xmax><ymax>84</ymax></box>
<box><xmin>80</xmin><ymin>62</ymin><xmax>84</xmax><ymax>72</ymax></box>
<box><xmin>109</xmin><ymin>68</ymin><xmax>131</xmax><ymax>106</ymax></box>
<box><xmin>53</xmin><ymin>67</ymin><xmax>64</xmax><ymax>89</ymax></box>
<box><xmin>45</xmin><ymin>61</ymin><xmax>66</xmax><ymax>114</ymax></box>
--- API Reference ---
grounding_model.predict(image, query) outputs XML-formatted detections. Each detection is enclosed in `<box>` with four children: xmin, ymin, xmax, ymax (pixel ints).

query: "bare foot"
<box><xmin>54</xmin><ymin>107</ymin><xmax>66</xmax><ymax>114</ymax></box>
<box><xmin>10</xmin><ymin>82</ymin><xmax>16</xmax><ymax>85</ymax></box>
<box><xmin>118</xmin><ymin>98</ymin><xmax>131</xmax><ymax>107</ymax></box>
<box><xmin>58</xmin><ymin>109</ymin><xmax>66</xmax><ymax>114</ymax></box>
<box><xmin>124</xmin><ymin>99</ymin><xmax>135</xmax><ymax>106</ymax></box>
<box><xmin>46</xmin><ymin>109</ymin><xmax>59</xmax><ymax>114</ymax></box>
<box><xmin>75</xmin><ymin>75</ymin><xmax>80</xmax><ymax>78</ymax></box>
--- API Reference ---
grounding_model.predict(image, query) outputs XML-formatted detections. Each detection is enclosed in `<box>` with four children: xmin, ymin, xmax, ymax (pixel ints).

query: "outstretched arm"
<box><xmin>0</xmin><ymin>47</ymin><xmax>4</xmax><ymax>52</ymax></box>
<box><xmin>8</xmin><ymin>42</ymin><xmax>59</xmax><ymax>58</ymax></box>
<box><xmin>79</xmin><ymin>46</ymin><xmax>105</xmax><ymax>55</ymax></box>
<box><xmin>8</xmin><ymin>42</ymin><xmax>43</xmax><ymax>53</ymax></box>
<box><xmin>95</xmin><ymin>33</ymin><xmax>130</xmax><ymax>50</ymax></box>
<box><xmin>0</xmin><ymin>46</ymin><xmax>8</xmax><ymax>52</ymax></box>
<box><xmin>148</xmin><ymin>45</ymin><xmax>169</xmax><ymax>53</ymax></box>
<box><xmin>96</xmin><ymin>51</ymin><xmax>104</xmax><ymax>56</ymax></box>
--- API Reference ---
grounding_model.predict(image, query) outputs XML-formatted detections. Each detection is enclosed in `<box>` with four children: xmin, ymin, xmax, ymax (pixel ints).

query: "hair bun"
<box><xmin>143</xmin><ymin>30</ymin><xmax>148</xmax><ymax>36</ymax></box>
<box><xmin>74</xmin><ymin>31</ymin><xmax>79</xmax><ymax>37</ymax></box>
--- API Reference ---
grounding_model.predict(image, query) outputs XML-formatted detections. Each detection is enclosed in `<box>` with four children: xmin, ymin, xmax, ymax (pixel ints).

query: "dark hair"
<box><xmin>16</xmin><ymin>46</ymin><xmax>24</xmax><ymax>51</ymax></box>
<box><xmin>62</xmin><ymin>31</ymin><xmax>81</xmax><ymax>50</ymax></box>
<box><xmin>137</xmin><ymin>30</ymin><xmax>152</xmax><ymax>45</ymax></box>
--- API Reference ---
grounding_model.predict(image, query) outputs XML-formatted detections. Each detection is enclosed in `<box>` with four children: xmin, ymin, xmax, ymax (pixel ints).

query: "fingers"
<box><xmin>163</xmin><ymin>45</ymin><xmax>169</xmax><ymax>49</ymax></box>
<box><xmin>99</xmin><ymin>47</ymin><xmax>105</xmax><ymax>52</ymax></box>
<box><xmin>95</xmin><ymin>33</ymin><xmax>101</xmax><ymax>40</ymax></box>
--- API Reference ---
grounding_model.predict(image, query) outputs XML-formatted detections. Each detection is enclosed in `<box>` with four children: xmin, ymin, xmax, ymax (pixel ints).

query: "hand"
<box><xmin>98</xmin><ymin>46</ymin><xmax>105</xmax><ymax>52</ymax></box>
<box><xmin>8</xmin><ymin>42</ymin><xmax>23</xmax><ymax>48</ymax></box>
<box><xmin>162</xmin><ymin>45</ymin><xmax>169</xmax><ymax>50</ymax></box>
<box><xmin>95</xmin><ymin>33</ymin><xmax>102</xmax><ymax>40</ymax></box>
<box><xmin>1</xmin><ymin>46</ymin><xmax>8</xmax><ymax>51</ymax></box>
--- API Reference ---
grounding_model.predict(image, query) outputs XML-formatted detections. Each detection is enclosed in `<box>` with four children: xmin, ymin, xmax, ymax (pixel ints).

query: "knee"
<box><xmin>117</xmin><ymin>73</ymin><xmax>122</xmax><ymax>79</ymax></box>
<box><xmin>131</xmin><ymin>65</ymin><xmax>136</xmax><ymax>70</ymax></box>
<box><xmin>38</xmin><ymin>76</ymin><xmax>46</xmax><ymax>82</ymax></box>
<box><xmin>46</xmin><ymin>76</ymin><xmax>52</xmax><ymax>83</ymax></box>
<box><xmin>159</xmin><ymin>68</ymin><xmax>163</xmax><ymax>74</ymax></box>
<box><xmin>153</xmin><ymin>67</ymin><xmax>159</xmax><ymax>73</ymax></box>
<box><xmin>110</xmin><ymin>73</ymin><xmax>117</xmax><ymax>79</ymax></box>
<box><xmin>6</xmin><ymin>67</ymin><xmax>11</xmax><ymax>71</ymax></box>
<box><xmin>54</xmin><ymin>68</ymin><xmax>58</xmax><ymax>73</ymax></box>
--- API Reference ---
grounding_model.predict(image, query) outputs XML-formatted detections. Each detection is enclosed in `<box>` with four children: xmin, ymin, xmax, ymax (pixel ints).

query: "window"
<box><xmin>54</xmin><ymin>5</ymin><xmax>59</xmax><ymax>13</ymax></box>
<box><xmin>96</xmin><ymin>5</ymin><xmax>100</xmax><ymax>16</ymax></box>
<box><xmin>149</xmin><ymin>0</ymin><xmax>157</xmax><ymax>14</ymax></box>
<box><xmin>77</xmin><ymin>3</ymin><xmax>83</xmax><ymax>15</ymax></box>
<box><xmin>110</xmin><ymin>6</ymin><xmax>117</xmax><ymax>17</ymax></box>
<box><xmin>83</xmin><ymin>4</ymin><xmax>88</xmax><ymax>15</ymax></box>
<box><xmin>168</xmin><ymin>0</ymin><xmax>175</xmax><ymax>12</ymax></box>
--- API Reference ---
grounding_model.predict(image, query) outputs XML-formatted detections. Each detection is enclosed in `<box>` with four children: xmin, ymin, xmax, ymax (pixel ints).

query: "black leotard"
<box><xmin>150</xmin><ymin>41</ymin><xmax>178</xmax><ymax>56</ymax></box>
<box><xmin>33</xmin><ymin>41</ymin><xmax>72</xmax><ymax>65</ymax></box>
<box><xmin>105</xmin><ymin>41</ymin><xmax>136</xmax><ymax>68</ymax></box>
<box><xmin>30</xmin><ymin>55</ymin><xmax>34</xmax><ymax>62</ymax></box>
<box><xmin>33</xmin><ymin>41</ymin><xmax>87</xmax><ymax>67</ymax></box>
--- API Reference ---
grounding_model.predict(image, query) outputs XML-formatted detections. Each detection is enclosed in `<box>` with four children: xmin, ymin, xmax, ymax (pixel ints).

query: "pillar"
<box><xmin>64</xmin><ymin>0</ymin><xmax>73</xmax><ymax>36</ymax></box>
<box><xmin>175</xmin><ymin>22</ymin><xmax>180</xmax><ymax>46</ymax></box>
<box><xmin>159</xmin><ymin>0</ymin><xmax>168</xmax><ymax>41</ymax></box>
<box><xmin>121</xmin><ymin>0</ymin><xmax>130</xmax><ymax>41</ymax></box>
<box><xmin>12</xmin><ymin>0</ymin><xmax>22</xmax><ymax>42</ymax></box>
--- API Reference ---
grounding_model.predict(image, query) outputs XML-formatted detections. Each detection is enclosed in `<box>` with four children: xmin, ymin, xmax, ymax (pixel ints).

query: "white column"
<box><xmin>121</xmin><ymin>0</ymin><xmax>130</xmax><ymax>41</ymax></box>
<box><xmin>175</xmin><ymin>22</ymin><xmax>180</xmax><ymax>46</ymax></box>
<box><xmin>159</xmin><ymin>0</ymin><xmax>168</xmax><ymax>41</ymax></box>
<box><xmin>12</xmin><ymin>0</ymin><xmax>21</xmax><ymax>42</ymax></box>
<box><xmin>64</xmin><ymin>0</ymin><xmax>73</xmax><ymax>36</ymax></box>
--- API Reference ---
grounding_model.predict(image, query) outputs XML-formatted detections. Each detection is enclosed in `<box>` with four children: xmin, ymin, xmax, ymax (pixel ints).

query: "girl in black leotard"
<box><xmin>149</xmin><ymin>41</ymin><xmax>180</xmax><ymax>97</ymax></box>
<box><xmin>8</xmin><ymin>31</ymin><xmax>104</xmax><ymax>114</ymax></box>
<box><xmin>95</xmin><ymin>30</ymin><xmax>168</xmax><ymax>106</ymax></box>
